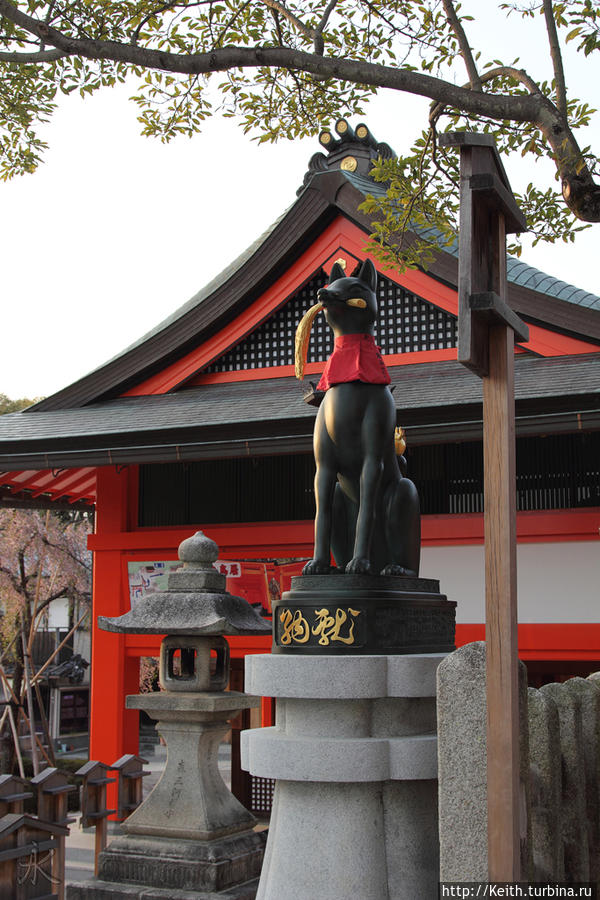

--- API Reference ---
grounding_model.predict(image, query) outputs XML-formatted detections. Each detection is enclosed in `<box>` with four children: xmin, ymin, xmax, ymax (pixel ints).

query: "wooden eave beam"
<box><xmin>31</xmin><ymin>466</ymin><xmax>95</xmax><ymax>499</ymax></box>
<box><xmin>0</xmin><ymin>469</ymin><xmax>40</xmax><ymax>487</ymax></box>
<box><xmin>17</xmin><ymin>471</ymin><xmax>59</xmax><ymax>493</ymax></box>
<box><xmin>68</xmin><ymin>483</ymin><xmax>96</xmax><ymax>498</ymax></box>
<box><xmin>0</xmin><ymin>486</ymin><xmax>94</xmax><ymax>512</ymax></box>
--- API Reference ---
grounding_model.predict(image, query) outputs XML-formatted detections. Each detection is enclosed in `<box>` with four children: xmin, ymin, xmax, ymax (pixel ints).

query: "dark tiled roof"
<box><xmin>344</xmin><ymin>171</ymin><xmax>600</xmax><ymax>312</ymax></box>
<box><xmin>1</xmin><ymin>354</ymin><xmax>599</xmax><ymax>470</ymax></box>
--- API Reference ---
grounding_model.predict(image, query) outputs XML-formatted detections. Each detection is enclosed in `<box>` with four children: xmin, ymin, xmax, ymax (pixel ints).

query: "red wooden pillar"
<box><xmin>89</xmin><ymin>466</ymin><xmax>139</xmax><ymax>814</ymax></box>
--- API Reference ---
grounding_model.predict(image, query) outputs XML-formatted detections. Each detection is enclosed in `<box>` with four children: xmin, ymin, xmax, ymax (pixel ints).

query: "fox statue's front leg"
<box><xmin>302</xmin><ymin>405</ymin><xmax>337</xmax><ymax>575</ymax></box>
<box><xmin>344</xmin><ymin>452</ymin><xmax>382</xmax><ymax>575</ymax></box>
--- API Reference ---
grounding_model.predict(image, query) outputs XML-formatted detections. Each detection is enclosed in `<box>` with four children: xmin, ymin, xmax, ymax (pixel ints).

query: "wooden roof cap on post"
<box><xmin>31</xmin><ymin>766</ymin><xmax>77</xmax><ymax>825</ymax></box>
<box><xmin>440</xmin><ymin>131</ymin><xmax>529</xmax><ymax>379</ymax></box>
<box><xmin>0</xmin><ymin>813</ymin><xmax>69</xmax><ymax>900</ymax></box>
<box><xmin>0</xmin><ymin>774</ymin><xmax>33</xmax><ymax>816</ymax></box>
<box><xmin>110</xmin><ymin>754</ymin><xmax>149</xmax><ymax>821</ymax></box>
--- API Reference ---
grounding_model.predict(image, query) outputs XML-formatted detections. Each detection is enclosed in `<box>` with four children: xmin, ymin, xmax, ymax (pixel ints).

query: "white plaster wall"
<box><xmin>46</xmin><ymin>596</ymin><xmax>69</xmax><ymax>629</ymax></box>
<box><xmin>421</xmin><ymin>541</ymin><xmax>600</xmax><ymax>624</ymax></box>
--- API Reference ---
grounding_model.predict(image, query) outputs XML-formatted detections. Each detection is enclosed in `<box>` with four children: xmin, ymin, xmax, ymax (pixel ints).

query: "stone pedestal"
<box><xmin>121</xmin><ymin>692</ymin><xmax>257</xmax><ymax>841</ymax></box>
<box><xmin>241</xmin><ymin>653</ymin><xmax>443</xmax><ymax>900</ymax></box>
<box><xmin>68</xmin><ymin>690</ymin><xmax>266</xmax><ymax>899</ymax></box>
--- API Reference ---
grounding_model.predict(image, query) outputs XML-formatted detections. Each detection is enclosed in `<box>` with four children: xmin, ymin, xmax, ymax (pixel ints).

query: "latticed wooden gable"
<box><xmin>203</xmin><ymin>268</ymin><xmax>458</xmax><ymax>374</ymax></box>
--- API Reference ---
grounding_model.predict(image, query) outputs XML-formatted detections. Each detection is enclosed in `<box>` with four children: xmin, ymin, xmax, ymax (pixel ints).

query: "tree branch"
<box><xmin>314</xmin><ymin>0</ymin><xmax>339</xmax><ymax>52</ymax></box>
<box><xmin>0</xmin><ymin>47</ymin><xmax>67</xmax><ymax>62</ymax></box>
<box><xmin>316</xmin><ymin>0</ymin><xmax>338</xmax><ymax>33</ymax></box>
<box><xmin>441</xmin><ymin>0</ymin><xmax>482</xmax><ymax>90</ymax></box>
<box><xmin>259</xmin><ymin>0</ymin><xmax>314</xmax><ymax>43</ymax></box>
<box><xmin>0</xmin><ymin>0</ymin><xmax>542</xmax><ymax>121</ymax></box>
<box><xmin>543</xmin><ymin>0</ymin><xmax>568</xmax><ymax>118</ymax></box>
<box><xmin>0</xmin><ymin>0</ymin><xmax>598</xmax><ymax>220</ymax></box>
<box><xmin>430</xmin><ymin>65</ymin><xmax>541</xmax><ymax>124</ymax></box>
<box><xmin>130</xmin><ymin>0</ymin><xmax>183</xmax><ymax>46</ymax></box>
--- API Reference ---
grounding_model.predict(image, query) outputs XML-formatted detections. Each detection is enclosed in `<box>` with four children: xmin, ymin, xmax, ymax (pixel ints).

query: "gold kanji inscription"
<box><xmin>279</xmin><ymin>608</ymin><xmax>310</xmax><ymax>644</ymax></box>
<box><xmin>312</xmin><ymin>607</ymin><xmax>361</xmax><ymax>646</ymax></box>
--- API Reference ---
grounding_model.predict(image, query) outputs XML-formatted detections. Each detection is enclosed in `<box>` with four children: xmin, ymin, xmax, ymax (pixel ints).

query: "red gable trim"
<box><xmin>122</xmin><ymin>217</ymin><xmax>461</xmax><ymax>397</ymax></box>
<box><xmin>191</xmin><ymin>348</ymin><xmax>458</xmax><ymax>386</ymax></box>
<box><xmin>122</xmin><ymin>216</ymin><xmax>599</xmax><ymax>397</ymax></box>
<box><xmin>519</xmin><ymin>322</ymin><xmax>599</xmax><ymax>357</ymax></box>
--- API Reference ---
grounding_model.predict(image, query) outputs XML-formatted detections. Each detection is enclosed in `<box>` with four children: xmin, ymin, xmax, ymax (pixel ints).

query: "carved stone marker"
<box><xmin>67</xmin><ymin>530</ymin><xmax>270</xmax><ymax>900</ymax></box>
<box><xmin>540</xmin><ymin>680</ymin><xmax>590</xmax><ymax>882</ymax></box>
<box><xmin>527</xmin><ymin>687</ymin><xmax>563</xmax><ymax>881</ymax></box>
<box><xmin>437</xmin><ymin>641</ymin><xmax>531</xmax><ymax>881</ymax></box>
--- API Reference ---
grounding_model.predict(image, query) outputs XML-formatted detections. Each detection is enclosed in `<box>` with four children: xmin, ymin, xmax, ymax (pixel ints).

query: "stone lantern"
<box><xmin>68</xmin><ymin>531</ymin><xmax>271</xmax><ymax>899</ymax></box>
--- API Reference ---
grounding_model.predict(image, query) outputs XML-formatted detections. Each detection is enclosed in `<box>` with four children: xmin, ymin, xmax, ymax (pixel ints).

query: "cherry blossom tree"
<box><xmin>0</xmin><ymin>508</ymin><xmax>91</xmax><ymax>772</ymax></box>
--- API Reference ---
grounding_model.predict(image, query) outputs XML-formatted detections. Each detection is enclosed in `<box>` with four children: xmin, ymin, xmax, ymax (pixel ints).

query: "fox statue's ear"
<box><xmin>358</xmin><ymin>259</ymin><xmax>377</xmax><ymax>292</ymax></box>
<box><xmin>328</xmin><ymin>262</ymin><xmax>346</xmax><ymax>283</ymax></box>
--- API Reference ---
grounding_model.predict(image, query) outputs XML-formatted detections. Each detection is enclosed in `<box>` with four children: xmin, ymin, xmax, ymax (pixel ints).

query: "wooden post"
<box><xmin>0</xmin><ymin>814</ymin><xmax>68</xmax><ymax>900</ymax></box>
<box><xmin>483</xmin><ymin>324</ymin><xmax>520</xmax><ymax>879</ymax></box>
<box><xmin>440</xmin><ymin>131</ymin><xmax>528</xmax><ymax>881</ymax></box>
<box><xmin>31</xmin><ymin>766</ymin><xmax>77</xmax><ymax>900</ymax></box>
<box><xmin>76</xmin><ymin>760</ymin><xmax>116</xmax><ymax>875</ymax></box>
<box><xmin>110</xmin><ymin>754</ymin><xmax>149</xmax><ymax>820</ymax></box>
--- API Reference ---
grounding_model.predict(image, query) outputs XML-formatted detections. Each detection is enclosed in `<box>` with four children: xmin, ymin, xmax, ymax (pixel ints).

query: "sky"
<box><xmin>1</xmin><ymin>4</ymin><xmax>599</xmax><ymax>401</ymax></box>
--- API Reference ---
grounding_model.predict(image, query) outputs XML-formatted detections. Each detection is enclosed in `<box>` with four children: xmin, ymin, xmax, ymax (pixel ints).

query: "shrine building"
<box><xmin>1</xmin><ymin>121</ymin><xmax>599</xmax><ymax>779</ymax></box>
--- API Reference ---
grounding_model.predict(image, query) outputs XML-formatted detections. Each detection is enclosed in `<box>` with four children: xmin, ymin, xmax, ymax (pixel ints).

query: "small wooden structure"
<box><xmin>76</xmin><ymin>760</ymin><xmax>116</xmax><ymax>875</ymax></box>
<box><xmin>0</xmin><ymin>812</ymin><xmax>68</xmax><ymax>900</ymax></box>
<box><xmin>110</xmin><ymin>754</ymin><xmax>148</xmax><ymax>821</ymax></box>
<box><xmin>0</xmin><ymin>774</ymin><xmax>33</xmax><ymax>817</ymax></box>
<box><xmin>441</xmin><ymin>131</ymin><xmax>528</xmax><ymax>880</ymax></box>
<box><xmin>30</xmin><ymin>767</ymin><xmax>76</xmax><ymax>899</ymax></box>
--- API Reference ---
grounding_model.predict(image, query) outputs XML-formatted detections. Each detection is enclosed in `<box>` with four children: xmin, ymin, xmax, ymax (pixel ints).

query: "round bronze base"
<box><xmin>272</xmin><ymin>574</ymin><xmax>456</xmax><ymax>655</ymax></box>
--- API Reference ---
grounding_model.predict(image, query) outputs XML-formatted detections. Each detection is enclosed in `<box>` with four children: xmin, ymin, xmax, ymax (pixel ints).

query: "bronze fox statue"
<box><xmin>298</xmin><ymin>259</ymin><xmax>421</xmax><ymax>576</ymax></box>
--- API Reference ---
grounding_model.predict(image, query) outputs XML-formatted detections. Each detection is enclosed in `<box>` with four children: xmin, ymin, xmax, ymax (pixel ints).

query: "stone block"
<box><xmin>244</xmin><ymin>652</ymin><xmax>444</xmax><ymax>700</ymax></box>
<box><xmin>68</xmin><ymin>875</ymin><xmax>260</xmax><ymax>899</ymax></box>
<box><xmin>562</xmin><ymin>677</ymin><xmax>600</xmax><ymax>882</ymax></box>
<box><xmin>256</xmin><ymin>781</ymin><xmax>389</xmax><ymax>900</ymax></box>
<box><xmin>540</xmin><ymin>681</ymin><xmax>589</xmax><ymax>881</ymax></box>
<box><xmin>372</xmin><ymin>696</ymin><xmax>437</xmax><ymax>737</ymax></box>
<box><xmin>437</xmin><ymin>641</ymin><xmax>531</xmax><ymax>881</ymax></box>
<box><xmin>437</xmin><ymin>641</ymin><xmax>487</xmax><ymax>881</ymax></box>
<box><xmin>587</xmin><ymin>672</ymin><xmax>600</xmax><ymax>689</ymax></box>
<box><xmin>527</xmin><ymin>686</ymin><xmax>563</xmax><ymax>880</ymax></box>
<box><xmin>96</xmin><ymin>832</ymin><xmax>266</xmax><ymax>893</ymax></box>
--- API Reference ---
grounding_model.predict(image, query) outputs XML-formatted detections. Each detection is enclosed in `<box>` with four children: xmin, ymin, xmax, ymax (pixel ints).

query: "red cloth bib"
<box><xmin>317</xmin><ymin>333</ymin><xmax>391</xmax><ymax>391</ymax></box>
